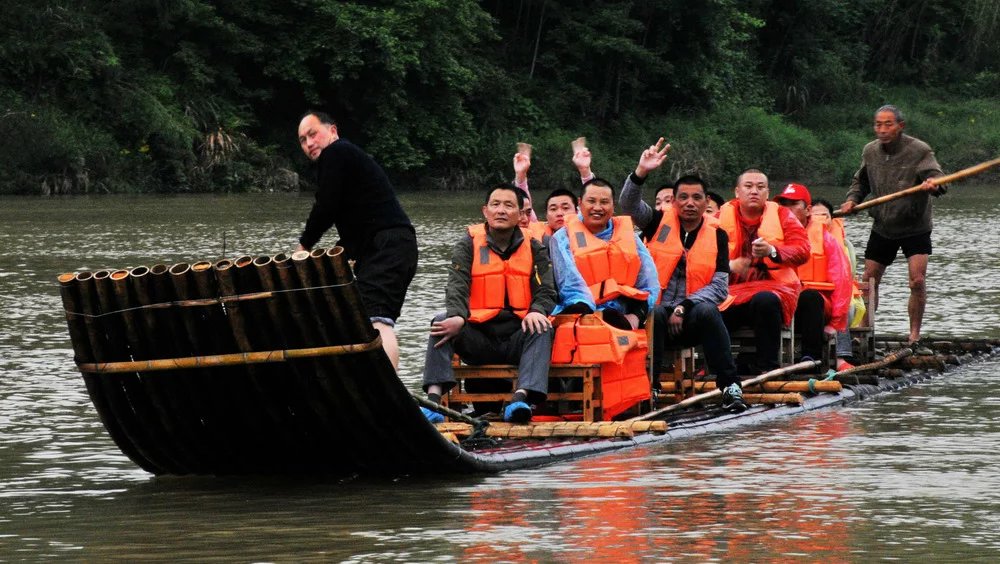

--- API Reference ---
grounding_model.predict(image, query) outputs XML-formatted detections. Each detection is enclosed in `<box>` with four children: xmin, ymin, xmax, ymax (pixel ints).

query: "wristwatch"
<box><xmin>769</xmin><ymin>245</ymin><xmax>778</xmax><ymax>259</ymax></box>
<box><xmin>673</xmin><ymin>305</ymin><xmax>685</xmax><ymax>318</ymax></box>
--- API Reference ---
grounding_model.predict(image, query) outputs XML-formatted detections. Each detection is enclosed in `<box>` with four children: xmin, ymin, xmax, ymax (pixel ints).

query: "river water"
<box><xmin>1</xmin><ymin>187</ymin><xmax>999</xmax><ymax>561</ymax></box>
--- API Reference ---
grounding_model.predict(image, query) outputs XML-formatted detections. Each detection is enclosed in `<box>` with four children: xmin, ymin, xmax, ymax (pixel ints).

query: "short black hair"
<box><xmin>655</xmin><ymin>184</ymin><xmax>675</xmax><ymax>196</ymax></box>
<box><xmin>736</xmin><ymin>168</ymin><xmax>767</xmax><ymax>186</ymax></box>
<box><xmin>673</xmin><ymin>174</ymin><xmax>707</xmax><ymax>194</ymax></box>
<box><xmin>485</xmin><ymin>183</ymin><xmax>524</xmax><ymax>209</ymax></box>
<box><xmin>545</xmin><ymin>188</ymin><xmax>578</xmax><ymax>208</ymax></box>
<box><xmin>300</xmin><ymin>110</ymin><xmax>337</xmax><ymax>127</ymax></box>
<box><xmin>811</xmin><ymin>197</ymin><xmax>835</xmax><ymax>214</ymax></box>
<box><xmin>514</xmin><ymin>187</ymin><xmax>532</xmax><ymax>208</ymax></box>
<box><xmin>706</xmin><ymin>191</ymin><xmax>725</xmax><ymax>207</ymax></box>
<box><xmin>581</xmin><ymin>177</ymin><xmax>616</xmax><ymax>199</ymax></box>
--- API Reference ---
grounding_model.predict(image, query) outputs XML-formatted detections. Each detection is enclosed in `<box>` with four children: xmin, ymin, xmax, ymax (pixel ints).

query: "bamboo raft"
<box><xmin>58</xmin><ymin>248</ymin><xmax>1000</xmax><ymax>477</ymax></box>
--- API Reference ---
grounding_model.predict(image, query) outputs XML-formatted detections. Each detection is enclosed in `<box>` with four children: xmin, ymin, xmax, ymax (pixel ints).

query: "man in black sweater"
<box><xmin>296</xmin><ymin>111</ymin><xmax>418</xmax><ymax>370</ymax></box>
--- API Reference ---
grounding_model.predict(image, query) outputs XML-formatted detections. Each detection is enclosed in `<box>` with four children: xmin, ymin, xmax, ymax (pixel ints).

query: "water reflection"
<box><xmin>1</xmin><ymin>191</ymin><xmax>999</xmax><ymax>560</ymax></box>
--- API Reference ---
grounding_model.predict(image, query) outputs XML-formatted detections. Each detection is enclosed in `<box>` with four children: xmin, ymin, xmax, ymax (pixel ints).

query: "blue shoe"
<box><xmin>503</xmin><ymin>401</ymin><xmax>532</xmax><ymax>424</ymax></box>
<box><xmin>421</xmin><ymin>406</ymin><xmax>444</xmax><ymax>424</ymax></box>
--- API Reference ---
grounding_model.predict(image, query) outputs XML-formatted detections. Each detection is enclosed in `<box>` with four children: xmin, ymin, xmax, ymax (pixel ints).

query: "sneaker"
<box><xmin>720</xmin><ymin>383</ymin><xmax>748</xmax><ymax>414</ymax></box>
<box><xmin>503</xmin><ymin>401</ymin><xmax>532</xmax><ymax>424</ymax></box>
<box><xmin>836</xmin><ymin>358</ymin><xmax>855</xmax><ymax>372</ymax></box>
<box><xmin>421</xmin><ymin>406</ymin><xmax>445</xmax><ymax>424</ymax></box>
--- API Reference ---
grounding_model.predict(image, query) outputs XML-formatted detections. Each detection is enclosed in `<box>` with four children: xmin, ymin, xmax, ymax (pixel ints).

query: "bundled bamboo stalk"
<box><xmin>435</xmin><ymin>420</ymin><xmax>668</xmax><ymax>439</ymax></box>
<box><xmin>59</xmin><ymin>272</ymin><xmax>163</xmax><ymax>474</ymax></box>
<box><xmin>743</xmin><ymin>393</ymin><xmax>803</xmax><ymax>405</ymax></box>
<box><xmin>659</xmin><ymin>380</ymin><xmax>842</xmax><ymax>394</ymax></box>
<box><xmin>324</xmin><ymin>246</ymin><xmax>372</xmax><ymax>333</ymax></box>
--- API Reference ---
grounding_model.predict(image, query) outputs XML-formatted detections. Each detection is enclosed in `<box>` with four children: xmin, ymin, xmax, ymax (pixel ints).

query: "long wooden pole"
<box><xmin>629</xmin><ymin>360</ymin><xmax>820</xmax><ymax>421</ymax></box>
<box><xmin>833</xmin><ymin>157</ymin><xmax>1000</xmax><ymax>218</ymax></box>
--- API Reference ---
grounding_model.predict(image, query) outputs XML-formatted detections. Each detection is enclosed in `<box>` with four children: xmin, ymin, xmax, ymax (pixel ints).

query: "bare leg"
<box><xmin>906</xmin><ymin>254</ymin><xmax>929</xmax><ymax>343</ymax></box>
<box><xmin>861</xmin><ymin>259</ymin><xmax>887</xmax><ymax>327</ymax></box>
<box><xmin>374</xmin><ymin>321</ymin><xmax>399</xmax><ymax>371</ymax></box>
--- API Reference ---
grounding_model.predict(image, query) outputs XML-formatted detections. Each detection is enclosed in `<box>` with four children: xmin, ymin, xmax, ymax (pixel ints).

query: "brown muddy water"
<box><xmin>1</xmin><ymin>188</ymin><xmax>999</xmax><ymax>561</ymax></box>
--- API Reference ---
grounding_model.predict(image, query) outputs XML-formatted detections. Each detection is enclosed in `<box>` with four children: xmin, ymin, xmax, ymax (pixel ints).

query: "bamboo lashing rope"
<box><xmin>76</xmin><ymin>335</ymin><xmax>383</xmax><ymax>373</ymax></box>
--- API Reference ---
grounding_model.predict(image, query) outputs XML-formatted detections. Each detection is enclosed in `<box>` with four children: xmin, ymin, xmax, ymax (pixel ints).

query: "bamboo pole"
<box><xmin>629</xmin><ymin>360</ymin><xmax>821</xmax><ymax>421</ymax></box>
<box><xmin>834</xmin><ymin>347</ymin><xmax>912</xmax><ymax>377</ymax></box>
<box><xmin>435</xmin><ymin>420</ymin><xmax>668</xmax><ymax>439</ymax></box>
<box><xmin>833</xmin><ymin>157</ymin><xmax>1000</xmax><ymax>218</ymax></box>
<box><xmin>659</xmin><ymin>380</ymin><xmax>842</xmax><ymax>394</ymax></box>
<box><xmin>77</xmin><ymin>337</ymin><xmax>383</xmax><ymax>373</ymax></box>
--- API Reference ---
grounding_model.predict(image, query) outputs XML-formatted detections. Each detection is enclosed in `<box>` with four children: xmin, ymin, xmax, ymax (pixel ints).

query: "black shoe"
<box><xmin>721</xmin><ymin>383</ymin><xmax>749</xmax><ymax>413</ymax></box>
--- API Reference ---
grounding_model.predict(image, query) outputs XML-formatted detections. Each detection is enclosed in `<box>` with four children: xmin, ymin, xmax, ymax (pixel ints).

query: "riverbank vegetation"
<box><xmin>2</xmin><ymin>1</ymin><xmax>999</xmax><ymax>194</ymax></box>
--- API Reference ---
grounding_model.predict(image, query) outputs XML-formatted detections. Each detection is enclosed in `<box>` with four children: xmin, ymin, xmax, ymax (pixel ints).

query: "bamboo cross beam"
<box><xmin>833</xmin><ymin>157</ymin><xmax>1000</xmax><ymax>218</ymax></box>
<box><xmin>76</xmin><ymin>336</ymin><xmax>383</xmax><ymax>373</ymax></box>
<box><xmin>435</xmin><ymin>420</ymin><xmax>668</xmax><ymax>439</ymax></box>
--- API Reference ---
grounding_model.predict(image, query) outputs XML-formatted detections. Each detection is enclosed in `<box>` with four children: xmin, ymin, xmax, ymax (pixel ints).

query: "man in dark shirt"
<box><xmin>296</xmin><ymin>111</ymin><xmax>418</xmax><ymax>370</ymax></box>
<box><xmin>839</xmin><ymin>104</ymin><xmax>943</xmax><ymax>347</ymax></box>
<box><xmin>619</xmin><ymin>140</ymin><xmax>747</xmax><ymax>413</ymax></box>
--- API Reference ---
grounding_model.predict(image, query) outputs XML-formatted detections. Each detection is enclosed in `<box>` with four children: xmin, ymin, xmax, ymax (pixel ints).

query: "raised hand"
<box><xmin>513</xmin><ymin>151</ymin><xmax>531</xmax><ymax>183</ymax></box>
<box><xmin>634</xmin><ymin>137</ymin><xmax>671</xmax><ymax>178</ymax></box>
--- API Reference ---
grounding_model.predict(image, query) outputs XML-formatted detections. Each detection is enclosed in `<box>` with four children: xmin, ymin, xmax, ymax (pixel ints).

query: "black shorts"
<box><xmin>864</xmin><ymin>230</ymin><xmax>932</xmax><ymax>266</ymax></box>
<box><xmin>354</xmin><ymin>226</ymin><xmax>418</xmax><ymax>323</ymax></box>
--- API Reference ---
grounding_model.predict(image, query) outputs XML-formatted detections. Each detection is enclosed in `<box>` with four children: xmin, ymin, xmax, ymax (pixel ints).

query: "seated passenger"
<box><xmin>421</xmin><ymin>184</ymin><xmax>556</xmax><ymax>424</ymax></box>
<box><xmin>654</xmin><ymin>185</ymin><xmax>674</xmax><ymax>211</ymax></box>
<box><xmin>810</xmin><ymin>197</ymin><xmax>865</xmax><ymax>370</ymax></box>
<box><xmin>718</xmin><ymin>169</ymin><xmax>809</xmax><ymax>373</ymax></box>
<box><xmin>619</xmin><ymin>140</ymin><xmax>746</xmax><ymax>413</ymax></box>
<box><xmin>550</xmin><ymin>178</ymin><xmax>661</xmax><ymax>329</ymax></box>
<box><xmin>774</xmin><ymin>184</ymin><xmax>852</xmax><ymax>366</ymax></box>
<box><xmin>514</xmin><ymin>187</ymin><xmax>534</xmax><ymax>228</ymax></box>
<box><xmin>529</xmin><ymin>188</ymin><xmax>579</xmax><ymax>244</ymax></box>
<box><xmin>512</xmin><ymin>144</ymin><xmax>539</xmax><ymax>223</ymax></box>
<box><xmin>705</xmin><ymin>191</ymin><xmax>725</xmax><ymax>217</ymax></box>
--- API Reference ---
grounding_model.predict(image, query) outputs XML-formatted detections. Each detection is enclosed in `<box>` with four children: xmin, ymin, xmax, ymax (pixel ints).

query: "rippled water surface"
<box><xmin>1</xmin><ymin>188</ymin><xmax>999</xmax><ymax>561</ymax></box>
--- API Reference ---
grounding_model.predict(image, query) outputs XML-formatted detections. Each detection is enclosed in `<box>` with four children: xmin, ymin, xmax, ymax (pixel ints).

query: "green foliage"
<box><xmin>1</xmin><ymin>0</ymin><xmax>999</xmax><ymax>194</ymax></box>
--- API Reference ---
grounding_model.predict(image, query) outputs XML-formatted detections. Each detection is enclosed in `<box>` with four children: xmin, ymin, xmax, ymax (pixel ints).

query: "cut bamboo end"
<box><xmin>192</xmin><ymin>261</ymin><xmax>212</xmax><ymax>272</ymax></box>
<box><xmin>169</xmin><ymin>263</ymin><xmax>189</xmax><ymax>276</ymax></box>
<box><xmin>111</xmin><ymin>270</ymin><xmax>129</xmax><ymax>281</ymax></box>
<box><xmin>58</xmin><ymin>273</ymin><xmax>76</xmax><ymax>284</ymax></box>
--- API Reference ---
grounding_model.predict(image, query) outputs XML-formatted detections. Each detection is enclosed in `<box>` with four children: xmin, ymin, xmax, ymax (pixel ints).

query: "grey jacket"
<box><xmin>846</xmin><ymin>133</ymin><xmax>943</xmax><ymax>238</ymax></box>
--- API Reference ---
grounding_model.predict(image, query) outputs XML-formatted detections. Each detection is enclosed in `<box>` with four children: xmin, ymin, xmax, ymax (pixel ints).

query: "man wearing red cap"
<box><xmin>775</xmin><ymin>183</ymin><xmax>852</xmax><ymax>367</ymax></box>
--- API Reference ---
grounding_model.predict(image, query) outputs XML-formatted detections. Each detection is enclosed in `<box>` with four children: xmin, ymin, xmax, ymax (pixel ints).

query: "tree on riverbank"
<box><xmin>2</xmin><ymin>0</ymin><xmax>999</xmax><ymax>195</ymax></box>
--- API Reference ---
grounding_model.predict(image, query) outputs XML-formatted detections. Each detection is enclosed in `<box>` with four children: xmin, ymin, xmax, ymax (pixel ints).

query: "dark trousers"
<box><xmin>722</xmin><ymin>291</ymin><xmax>782</xmax><ymax>372</ymax></box>
<box><xmin>795</xmin><ymin>289</ymin><xmax>825</xmax><ymax>360</ymax></box>
<box><xmin>654</xmin><ymin>302</ymin><xmax>739</xmax><ymax>390</ymax></box>
<box><xmin>422</xmin><ymin>312</ymin><xmax>551</xmax><ymax>405</ymax></box>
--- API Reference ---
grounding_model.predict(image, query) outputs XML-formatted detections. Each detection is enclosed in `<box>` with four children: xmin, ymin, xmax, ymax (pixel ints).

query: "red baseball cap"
<box><xmin>775</xmin><ymin>183</ymin><xmax>811</xmax><ymax>206</ymax></box>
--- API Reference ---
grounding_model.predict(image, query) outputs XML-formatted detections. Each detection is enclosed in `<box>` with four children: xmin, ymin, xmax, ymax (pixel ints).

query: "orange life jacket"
<box><xmin>797</xmin><ymin>221</ymin><xmax>835</xmax><ymax>291</ymax></box>
<box><xmin>467</xmin><ymin>224</ymin><xmax>533</xmax><ymax>323</ymax></box>
<box><xmin>564</xmin><ymin>215</ymin><xmax>650</xmax><ymax>305</ymax></box>
<box><xmin>718</xmin><ymin>201</ymin><xmax>800</xmax><ymax>286</ymax></box>
<box><xmin>550</xmin><ymin>313</ymin><xmax>650</xmax><ymax>420</ymax></box>
<box><xmin>527</xmin><ymin>222</ymin><xmax>552</xmax><ymax>242</ymax></box>
<box><xmin>646</xmin><ymin>210</ymin><xmax>718</xmax><ymax>293</ymax></box>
